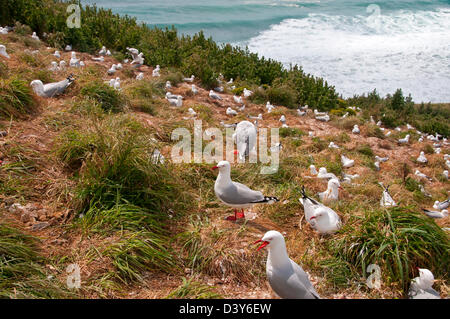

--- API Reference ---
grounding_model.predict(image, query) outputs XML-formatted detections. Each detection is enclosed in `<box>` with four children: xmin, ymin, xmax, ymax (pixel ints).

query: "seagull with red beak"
<box><xmin>318</xmin><ymin>178</ymin><xmax>342</xmax><ymax>204</ymax></box>
<box><xmin>408</xmin><ymin>268</ymin><xmax>440</xmax><ymax>299</ymax></box>
<box><xmin>212</xmin><ymin>161</ymin><xmax>279</xmax><ymax>221</ymax></box>
<box><xmin>255</xmin><ymin>230</ymin><xmax>320</xmax><ymax>299</ymax></box>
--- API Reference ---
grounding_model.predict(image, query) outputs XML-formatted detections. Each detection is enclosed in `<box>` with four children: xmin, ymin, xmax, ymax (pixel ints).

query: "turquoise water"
<box><xmin>81</xmin><ymin>0</ymin><xmax>450</xmax><ymax>102</ymax></box>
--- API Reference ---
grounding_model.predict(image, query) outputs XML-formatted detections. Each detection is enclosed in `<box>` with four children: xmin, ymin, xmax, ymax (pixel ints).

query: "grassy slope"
<box><xmin>0</xmin><ymin>31</ymin><xmax>449</xmax><ymax>299</ymax></box>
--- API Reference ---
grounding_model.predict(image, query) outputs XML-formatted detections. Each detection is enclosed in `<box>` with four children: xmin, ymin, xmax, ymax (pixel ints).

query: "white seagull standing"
<box><xmin>233</xmin><ymin>95</ymin><xmax>243</xmax><ymax>104</ymax></box>
<box><xmin>318</xmin><ymin>179</ymin><xmax>342</xmax><ymax>204</ymax></box>
<box><xmin>191</xmin><ymin>84</ymin><xmax>198</xmax><ymax>95</ymax></box>
<box><xmin>243</xmin><ymin>88</ymin><xmax>253</xmax><ymax>97</ymax></box>
<box><xmin>352</xmin><ymin>125</ymin><xmax>360</xmax><ymax>134</ymax></box>
<box><xmin>417</xmin><ymin>151</ymin><xmax>428</xmax><ymax>164</ymax></box>
<box><xmin>31</xmin><ymin>32</ymin><xmax>40</xmax><ymax>41</ymax></box>
<box><xmin>398</xmin><ymin>134</ymin><xmax>410</xmax><ymax>144</ymax></box>
<box><xmin>213</xmin><ymin>161</ymin><xmax>279</xmax><ymax>221</ymax></box>
<box><xmin>233</xmin><ymin>121</ymin><xmax>257</xmax><ymax>161</ymax></box>
<box><xmin>254</xmin><ymin>230</ymin><xmax>320</xmax><ymax>299</ymax></box>
<box><xmin>341</xmin><ymin>155</ymin><xmax>355</xmax><ymax>168</ymax></box>
<box><xmin>136</xmin><ymin>72</ymin><xmax>144</xmax><ymax>81</ymax></box>
<box><xmin>379</xmin><ymin>184</ymin><xmax>396</xmax><ymax>207</ymax></box>
<box><xmin>69</xmin><ymin>52</ymin><xmax>80</xmax><ymax>67</ymax></box>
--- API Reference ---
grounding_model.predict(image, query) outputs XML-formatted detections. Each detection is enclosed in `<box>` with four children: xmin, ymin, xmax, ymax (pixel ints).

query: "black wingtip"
<box><xmin>252</xmin><ymin>196</ymin><xmax>279</xmax><ymax>204</ymax></box>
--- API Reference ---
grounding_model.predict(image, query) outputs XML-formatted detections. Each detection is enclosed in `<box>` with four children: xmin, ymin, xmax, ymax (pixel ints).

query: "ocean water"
<box><xmin>81</xmin><ymin>0</ymin><xmax>450</xmax><ymax>102</ymax></box>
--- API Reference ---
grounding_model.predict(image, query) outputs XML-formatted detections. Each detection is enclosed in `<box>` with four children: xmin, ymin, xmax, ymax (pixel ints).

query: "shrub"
<box><xmin>80</xmin><ymin>81</ymin><xmax>125</xmax><ymax>113</ymax></box>
<box><xmin>0</xmin><ymin>77</ymin><xmax>36</xmax><ymax>119</ymax></box>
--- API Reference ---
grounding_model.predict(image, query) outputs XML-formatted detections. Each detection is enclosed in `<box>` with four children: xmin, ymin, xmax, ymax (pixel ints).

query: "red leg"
<box><xmin>226</xmin><ymin>209</ymin><xmax>237</xmax><ymax>221</ymax></box>
<box><xmin>236</xmin><ymin>209</ymin><xmax>245</xmax><ymax>219</ymax></box>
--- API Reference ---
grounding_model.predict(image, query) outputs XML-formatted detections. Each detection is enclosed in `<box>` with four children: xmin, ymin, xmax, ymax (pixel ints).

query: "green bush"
<box><xmin>0</xmin><ymin>77</ymin><xmax>36</xmax><ymax>119</ymax></box>
<box><xmin>80</xmin><ymin>81</ymin><xmax>125</xmax><ymax>113</ymax></box>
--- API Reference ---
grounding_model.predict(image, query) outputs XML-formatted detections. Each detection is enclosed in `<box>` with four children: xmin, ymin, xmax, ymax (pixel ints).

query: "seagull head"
<box><xmin>329</xmin><ymin>178</ymin><xmax>342</xmax><ymax>191</ymax></box>
<box><xmin>415</xmin><ymin>268</ymin><xmax>435</xmax><ymax>289</ymax></box>
<box><xmin>212</xmin><ymin>160</ymin><xmax>230</xmax><ymax>173</ymax></box>
<box><xmin>254</xmin><ymin>230</ymin><xmax>284</xmax><ymax>251</ymax></box>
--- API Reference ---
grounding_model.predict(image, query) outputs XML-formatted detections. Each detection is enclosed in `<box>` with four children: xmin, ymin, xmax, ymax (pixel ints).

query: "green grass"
<box><xmin>332</xmin><ymin>206</ymin><xmax>450</xmax><ymax>293</ymax></box>
<box><xmin>166</xmin><ymin>277</ymin><xmax>222</xmax><ymax>299</ymax></box>
<box><xmin>0</xmin><ymin>77</ymin><xmax>36</xmax><ymax>119</ymax></box>
<box><xmin>0</xmin><ymin>223</ymin><xmax>73</xmax><ymax>298</ymax></box>
<box><xmin>80</xmin><ymin>81</ymin><xmax>125</xmax><ymax>113</ymax></box>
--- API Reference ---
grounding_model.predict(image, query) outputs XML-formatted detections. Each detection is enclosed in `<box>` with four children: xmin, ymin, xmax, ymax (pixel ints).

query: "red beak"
<box><xmin>310</xmin><ymin>216</ymin><xmax>317</xmax><ymax>220</ymax></box>
<box><xmin>254</xmin><ymin>239</ymin><xmax>269</xmax><ymax>251</ymax></box>
<box><xmin>233</xmin><ymin>150</ymin><xmax>239</xmax><ymax>155</ymax></box>
<box><xmin>212</xmin><ymin>166</ymin><xmax>218</xmax><ymax>170</ymax></box>
<box><xmin>339</xmin><ymin>186</ymin><xmax>343</xmax><ymax>191</ymax></box>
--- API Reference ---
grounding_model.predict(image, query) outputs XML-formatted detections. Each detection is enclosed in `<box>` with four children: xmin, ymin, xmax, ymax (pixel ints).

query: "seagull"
<box><xmin>49</xmin><ymin>61</ymin><xmax>59</xmax><ymax>72</ymax></box>
<box><xmin>370</xmin><ymin>116</ymin><xmax>375</xmax><ymax>124</ymax></box>
<box><xmin>187</xmin><ymin>108</ymin><xmax>197</xmax><ymax>116</ymax></box>
<box><xmin>408</xmin><ymin>268</ymin><xmax>440</xmax><ymax>299</ymax></box>
<box><xmin>116</xmin><ymin>63</ymin><xmax>123</xmax><ymax>70</ymax></box>
<box><xmin>443</xmin><ymin>170</ymin><xmax>448</xmax><ymax>180</ymax></box>
<box><xmin>136</xmin><ymin>72</ymin><xmax>144</xmax><ymax>81</ymax></box>
<box><xmin>315</xmin><ymin>114</ymin><xmax>330</xmax><ymax>122</ymax></box>
<box><xmin>299</xmin><ymin>105</ymin><xmax>309</xmax><ymax>111</ymax></box>
<box><xmin>113</xmin><ymin>77</ymin><xmax>121</xmax><ymax>90</ymax></box>
<box><xmin>417</xmin><ymin>151</ymin><xmax>428</xmax><ymax>164</ymax></box>
<box><xmin>92</xmin><ymin>56</ymin><xmax>104</xmax><ymax>62</ymax></box>
<box><xmin>352</xmin><ymin>125</ymin><xmax>360</xmax><ymax>134</ymax></box>
<box><xmin>446</xmin><ymin>159</ymin><xmax>450</xmax><ymax>169</ymax></box>
<box><xmin>30</xmin><ymin>74</ymin><xmax>75</xmax><ymax>98</ymax></box>
<box><xmin>191</xmin><ymin>85</ymin><xmax>198</xmax><ymax>95</ymax></box>
<box><xmin>226</xmin><ymin>107</ymin><xmax>238</xmax><ymax>116</ymax></box>
<box><xmin>380</xmin><ymin>184</ymin><xmax>396</xmax><ymax>207</ymax></box>
<box><xmin>385</xmin><ymin>131</ymin><xmax>392</xmax><ymax>137</ymax></box>
<box><xmin>376</xmin><ymin>121</ymin><xmax>382</xmax><ymax>127</ymax></box>
<box><xmin>422</xmin><ymin>209</ymin><xmax>448</xmax><ymax>219</ymax></box>
<box><xmin>374</xmin><ymin>161</ymin><xmax>381</xmax><ymax>171</ymax></box>
<box><xmin>212</xmin><ymin>161</ymin><xmax>279</xmax><ymax>221</ymax></box>
<box><xmin>297</xmin><ymin>109</ymin><xmax>306</xmax><ymax>116</ymax></box>
<box><xmin>279</xmin><ymin>115</ymin><xmax>286</xmax><ymax>124</ymax></box>
<box><xmin>243</xmin><ymin>88</ymin><xmax>253</xmax><ymax>97</ymax></box>
<box><xmin>398</xmin><ymin>134</ymin><xmax>410</xmax><ymax>144</ymax></box>
<box><xmin>214</xmin><ymin>86</ymin><xmax>224</xmax><ymax>93</ymax></box>
<box><xmin>31</xmin><ymin>32</ymin><xmax>40</xmax><ymax>41</ymax></box>
<box><xmin>233</xmin><ymin>96</ymin><xmax>243</xmax><ymax>104</ymax></box>
<box><xmin>65</xmin><ymin>45</ymin><xmax>72</xmax><ymax>52</ymax></box>
<box><xmin>59</xmin><ymin>60</ymin><xmax>66</xmax><ymax>69</ymax></box>
<box><xmin>342</xmin><ymin>172</ymin><xmax>359</xmax><ymax>183</ymax></box>
<box><xmin>418</xmin><ymin>184</ymin><xmax>432</xmax><ymax>198</ymax></box>
<box><xmin>132</xmin><ymin>53</ymin><xmax>145</xmax><ymax>68</ymax></box>
<box><xmin>53</xmin><ymin>50</ymin><xmax>61</xmax><ymax>59</ymax></box>
<box><xmin>0</xmin><ymin>44</ymin><xmax>10</xmax><ymax>59</ymax></box>
<box><xmin>309</xmin><ymin>165</ymin><xmax>318</xmax><ymax>175</ymax></box>
<box><xmin>227</xmin><ymin>78</ymin><xmax>234</xmax><ymax>85</ymax></box>
<box><xmin>233</xmin><ymin>121</ymin><xmax>257</xmax><ymax>161</ymax></box>
<box><xmin>341</xmin><ymin>155</ymin><xmax>354</xmax><ymax>168</ymax></box>
<box><xmin>107</xmin><ymin>64</ymin><xmax>117</xmax><ymax>75</ymax></box>
<box><xmin>99</xmin><ymin>46</ymin><xmax>107</xmax><ymax>55</ymax></box>
<box><xmin>165</xmin><ymin>81</ymin><xmax>172</xmax><ymax>90</ymax></box>
<box><xmin>165</xmin><ymin>92</ymin><xmax>179</xmax><ymax>100</ymax></box>
<box><xmin>395</xmin><ymin>127</ymin><xmax>402</xmax><ymax>132</ymax></box>
<box><xmin>167</xmin><ymin>96</ymin><xmax>183</xmax><ymax>107</ymax></box>
<box><xmin>328</xmin><ymin>142</ymin><xmax>339</xmax><ymax>149</ymax></box>
<box><xmin>106</xmin><ymin>50</ymin><xmax>112</xmax><ymax>56</ymax></box>
<box><xmin>127</xmin><ymin>47</ymin><xmax>140</xmax><ymax>60</ymax></box>
<box><xmin>209</xmin><ymin>90</ymin><xmax>222</xmax><ymax>100</ymax></box>
<box><xmin>254</xmin><ymin>230</ymin><xmax>320</xmax><ymax>299</ymax></box>
<box><xmin>433</xmin><ymin>199</ymin><xmax>449</xmax><ymax>210</ymax></box>
<box><xmin>314</xmin><ymin>109</ymin><xmax>327</xmax><ymax>117</ymax></box>
<box><xmin>317</xmin><ymin>167</ymin><xmax>338</xmax><ymax>180</ymax></box>
<box><xmin>183</xmin><ymin>75</ymin><xmax>195</xmax><ymax>83</ymax></box>
<box><xmin>220</xmin><ymin>122</ymin><xmax>238</xmax><ymax>129</ymax></box>
<box><xmin>318</xmin><ymin>178</ymin><xmax>342</xmax><ymax>204</ymax></box>
<box><xmin>299</xmin><ymin>186</ymin><xmax>341</xmax><ymax>234</ymax></box>
<box><xmin>248</xmin><ymin>114</ymin><xmax>263</xmax><ymax>120</ymax></box>
<box><xmin>415</xmin><ymin>169</ymin><xmax>432</xmax><ymax>182</ymax></box>
<box><xmin>238</xmin><ymin>104</ymin><xmax>246</xmax><ymax>112</ymax></box>
<box><xmin>69</xmin><ymin>52</ymin><xmax>80</xmax><ymax>67</ymax></box>
<box><xmin>375</xmin><ymin>155</ymin><xmax>389</xmax><ymax>162</ymax></box>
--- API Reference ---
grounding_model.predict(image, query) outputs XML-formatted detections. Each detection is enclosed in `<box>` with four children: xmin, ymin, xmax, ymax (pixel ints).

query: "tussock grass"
<box><xmin>80</xmin><ymin>81</ymin><xmax>126</xmax><ymax>113</ymax></box>
<box><xmin>0</xmin><ymin>77</ymin><xmax>36</xmax><ymax>119</ymax></box>
<box><xmin>166</xmin><ymin>277</ymin><xmax>222</xmax><ymax>299</ymax></box>
<box><xmin>332</xmin><ymin>207</ymin><xmax>450</xmax><ymax>293</ymax></box>
<box><xmin>0</xmin><ymin>223</ymin><xmax>72</xmax><ymax>298</ymax></box>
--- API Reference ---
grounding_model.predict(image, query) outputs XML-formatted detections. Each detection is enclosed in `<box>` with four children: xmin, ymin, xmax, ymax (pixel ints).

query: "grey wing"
<box><xmin>44</xmin><ymin>79</ymin><xmax>69</xmax><ymax>97</ymax></box>
<box><xmin>216</xmin><ymin>182</ymin><xmax>264</xmax><ymax>205</ymax></box>
<box><xmin>268</xmin><ymin>263</ymin><xmax>319</xmax><ymax>299</ymax></box>
<box><xmin>291</xmin><ymin>260</ymin><xmax>320</xmax><ymax>299</ymax></box>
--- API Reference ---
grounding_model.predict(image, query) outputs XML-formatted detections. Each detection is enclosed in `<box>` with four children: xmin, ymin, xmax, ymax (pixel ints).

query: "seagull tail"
<box><xmin>252</xmin><ymin>196</ymin><xmax>279</xmax><ymax>204</ymax></box>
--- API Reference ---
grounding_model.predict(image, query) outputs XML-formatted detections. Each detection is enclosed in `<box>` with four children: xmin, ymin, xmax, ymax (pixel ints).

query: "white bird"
<box><xmin>233</xmin><ymin>95</ymin><xmax>243</xmax><ymax>104</ymax></box>
<box><xmin>59</xmin><ymin>60</ymin><xmax>66</xmax><ymax>69</ymax></box>
<box><xmin>0</xmin><ymin>45</ymin><xmax>10</xmax><ymax>59</ymax></box>
<box><xmin>233</xmin><ymin>121</ymin><xmax>257</xmax><ymax>161</ymax></box>
<box><xmin>418</xmin><ymin>137</ymin><xmax>424</xmax><ymax>142</ymax></box>
<box><xmin>375</xmin><ymin>155</ymin><xmax>389</xmax><ymax>162</ymax></box>
<box><xmin>165</xmin><ymin>92</ymin><xmax>179</xmax><ymax>100</ymax></box>
<box><xmin>309</xmin><ymin>165</ymin><xmax>318</xmax><ymax>176</ymax></box>
<box><xmin>434</xmin><ymin>148</ymin><xmax>441</xmax><ymax>154</ymax></box>
<box><xmin>418</xmin><ymin>184</ymin><xmax>431</xmax><ymax>198</ymax></box>
<box><xmin>422</xmin><ymin>209</ymin><xmax>448</xmax><ymax>219</ymax></box>
<box><xmin>227</xmin><ymin>78</ymin><xmax>234</xmax><ymax>85</ymax></box>
<box><xmin>92</xmin><ymin>56</ymin><xmax>104</xmax><ymax>62</ymax></box>
<box><xmin>226</xmin><ymin>107</ymin><xmax>238</xmax><ymax>116</ymax></box>
<box><xmin>69</xmin><ymin>52</ymin><xmax>80</xmax><ymax>67</ymax></box>
<box><xmin>106</xmin><ymin>50</ymin><xmax>112</xmax><ymax>56</ymax></box>
<box><xmin>395</xmin><ymin>127</ymin><xmax>402</xmax><ymax>132</ymax></box>
<box><xmin>214</xmin><ymin>86</ymin><xmax>224</xmax><ymax>93</ymax></box>
<box><xmin>136</xmin><ymin>72</ymin><xmax>144</xmax><ymax>81</ymax></box>
<box><xmin>127</xmin><ymin>47</ymin><xmax>140</xmax><ymax>60</ymax></box>
<box><xmin>314</xmin><ymin>109</ymin><xmax>327</xmax><ymax>117</ymax></box>
<box><xmin>53</xmin><ymin>50</ymin><xmax>60</xmax><ymax>59</ymax></box>
<box><xmin>300</xmin><ymin>105</ymin><xmax>309</xmax><ymax>111</ymax></box>
<box><xmin>213</xmin><ymin>161</ymin><xmax>279</xmax><ymax>221</ymax></box>
<box><xmin>433</xmin><ymin>199</ymin><xmax>449</xmax><ymax>210</ymax></box>
<box><xmin>238</xmin><ymin>104</ymin><xmax>246</xmax><ymax>112</ymax></box>
<box><xmin>108</xmin><ymin>78</ymin><xmax>116</xmax><ymax>87</ymax></box>
<box><xmin>415</xmin><ymin>169</ymin><xmax>432</xmax><ymax>182</ymax></box>
<box><xmin>328</xmin><ymin>142</ymin><xmax>339</xmax><ymax>149</ymax></box>
<box><xmin>220</xmin><ymin>122</ymin><xmax>237</xmax><ymax>129</ymax></box>
<box><xmin>341</xmin><ymin>155</ymin><xmax>354</xmax><ymax>168</ymax></box>
<box><xmin>380</xmin><ymin>184</ymin><xmax>396</xmax><ymax>207</ymax></box>
<box><xmin>65</xmin><ymin>45</ymin><xmax>72</xmax><ymax>51</ymax></box>
<box><xmin>443</xmin><ymin>170</ymin><xmax>449</xmax><ymax>180</ymax></box>
<box><xmin>408</xmin><ymin>269</ymin><xmax>440</xmax><ymax>299</ymax></box>
<box><xmin>352</xmin><ymin>125</ymin><xmax>360</xmax><ymax>134</ymax></box>
<box><xmin>116</xmin><ymin>63</ymin><xmax>123</xmax><ymax>70</ymax></box>
<box><xmin>243</xmin><ymin>88</ymin><xmax>253</xmax><ymax>97</ymax></box>
<box><xmin>191</xmin><ymin>84</ymin><xmax>198</xmax><ymax>95</ymax></box>
<box><xmin>376</xmin><ymin>121</ymin><xmax>382</xmax><ymax>126</ymax></box>
<box><xmin>318</xmin><ymin>179</ymin><xmax>342</xmax><ymax>204</ymax></box>
<box><xmin>370</xmin><ymin>116</ymin><xmax>375</xmax><ymax>123</ymax></box>
<box><xmin>248</xmin><ymin>114</ymin><xmax>263</xmax><ymax>120</ymax></box>
<box><xmin>299</xmin><ymin>187</ymin><xmax>341</xmax><ymax>234</ymax></box>
<box><xmin>317</xmin><ymin>167</ymin><xmax>338</xmax><ymax>180</ymax></box>
<box><xmin>342</xmin><ymin>172</ymin><xmax>359</xmax><ymax>183</ymax></box>
<box><xmin>132</xmin><ymin>53</ymin><xmax>145</xmax><ymax>67</ymax></box>
<box><xmin>446</xmin><ymin>160</ymin><xmax>450</xmax><ymax>169</ymax></box>
<box><xmin>187</xmin><ymin>108</ymin><xmax>197</xmax><ymax>116</ymax></box>
<box><xmin>308</xmin><ymin>131</ymin><xmax>314</xmax><ymax>137</ymax></box>
<box><xmin>385</xmin><ymin>131</ymin><xmax>392</xmax><ymax>137</ymax></box>
<box><xmin>315</xmin><ymin>114</ymin><xmax>330</xmax><ymax>122</ymax></box>
<box><xmin>279</xmin><ymin>115</ymin><xmax>286</xmax><ymax>124</ymax></box>
<box><xmin>342</xmin><ymin>112</ymin><xmax>349</xmax><ymax>118</ymax></box>
<box><xmin>254</xmin><ymin>230</ymin><xmax>320</xmax><ymax>299</ymax></box>
<box><xmin>209</xmin><ymin>90</ymin><xmax>222</xmax><ymax>100</ymax></box>
<box><xmin>398</xmin><ymin>134</ymin><xmax>410</xmax><ymax>144</ymax></box>
<box><xmin>113</xmin><ymin>77</ymin><xmax>121</xmax><ymax>90</ymax></box>
<box><xmin>183</xmin><ymin>75</ymin><xmax>195</xmax><ymax>82</ymax></box>
<box><xmin>297</xmin><ymin>109</ymin><xmax>306</xmax><ymax>116</ymax></box>
<box><xmin>417</xmin><ymin>151</ymin><xmax>428</xmax><ymax>164</ymax></box>
<box><xmin>99</xmin><ymin>46</ymin><xmax>107</xmax><ymax>55</ymax></box>
<box><xmin>168</xmin><ymin>96</ymin><xmax>183</xmax><ymax>107</ymax></box>
<box><xmin>49</xmin><ymin>61</ymin><xmax>59</xmax><ymax>72</ymax></box>
<box><xmin>0</xmin><ymin>27</ymin><xmax>9</xmax><ymax>34</ymax></box>
<box><xmin>30</xmin><ymin>75</ymin><xmax>75</xmax><ymax>98</ymax></box>
<box><xmin>374</xmin><ymin>161</ymin><xmax>381</xmax><ymax>171</ymax></box>
<box><xmin>31</xmin><ymin>32</ymin><xmax>40</xmax><ymax>41</ymax></box>
<box><xmin>165</xmin><ymin>81</ymin><xmax>172</xmax><ymax>90</ymax></box>
<box><xmin>107</xmin><ymin>64</ymin><xmax>117</xmax><ymax>75</ymax></box>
